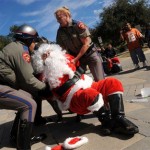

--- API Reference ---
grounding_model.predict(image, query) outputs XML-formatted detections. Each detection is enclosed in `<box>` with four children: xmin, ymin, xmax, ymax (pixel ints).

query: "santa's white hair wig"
<box><xmin>31</xmin><ymin>43</ymin><xmax>74</xmax><ymax>88</ymax></box>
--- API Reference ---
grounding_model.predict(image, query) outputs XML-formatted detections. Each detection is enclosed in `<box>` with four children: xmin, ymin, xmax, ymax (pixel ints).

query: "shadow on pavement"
<box><xmin>115</xmin><ymin>69</ymin><xmax>136</xmax><ymax>75</ymax></box>
<box><xmin>35</xmin><ymin>115</ymin><xmax>135</xmax><ymax>146</ymax></box>
<box><xmin>145</xmin><ymin>66</ymin><xmax>150</xmax><ymax>70</ymax></box>
<box><xmin>117</xmin><ymin>66</ymin><xmax>150</xmax><ymax>75</ymax></box>
<box><xmin>0</xmin><ymin>114</ymin><xmax>136</xmax><ymax>149</ymax></box>
<box><xmin>0</xmin><ymin>121</ymin><xmax>15</xmax><ymax>149</ymax></box>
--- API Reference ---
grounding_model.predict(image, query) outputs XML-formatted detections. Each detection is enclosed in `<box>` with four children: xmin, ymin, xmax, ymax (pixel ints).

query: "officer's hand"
<box><xmin>38</xmin><ymin>82</ymin><xmax>53</xmax><ymax>99</ymax></box>
<box><xmin>71</xmin><ymin>58</ymin><xmax>78</xmax><ymax>65</ymax></box>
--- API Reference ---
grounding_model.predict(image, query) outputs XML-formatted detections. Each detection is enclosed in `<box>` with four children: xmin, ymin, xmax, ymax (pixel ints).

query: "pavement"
<box><xmin>0</xmin><ymin>47</ymin><xmax>150</xmax><ymax>150</ymax></box>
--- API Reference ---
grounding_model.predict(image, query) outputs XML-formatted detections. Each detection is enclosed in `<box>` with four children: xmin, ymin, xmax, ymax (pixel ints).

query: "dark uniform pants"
<box><xmin>129</xmin><ymin>47</ymin><xmax>146</xmax><ymax>65</ymax></box>
<box><xmin>0</xmin><ymin>85</ymin><xmax>37</xmax><ymax>122</ymax></box>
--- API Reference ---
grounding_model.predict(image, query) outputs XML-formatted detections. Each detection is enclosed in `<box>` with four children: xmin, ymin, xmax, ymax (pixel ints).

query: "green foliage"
<box><xmin>92</xmin><ymin>0</ymin><xmax>150</xmax><ymax>48</ymax></box>
<box><xmin>0</xmin><ymin>25</ymin><xmax>19</xmax><ymax>50</ymax></box>
<box><xmin>8</xmin><ymin>25</ymin><xmax>19</xmax><ymax>39</ymax></box>
<box><xmin>0</xmin><ymin>36</ymin><xmax>11</xmax><ymax>50</ymax></box>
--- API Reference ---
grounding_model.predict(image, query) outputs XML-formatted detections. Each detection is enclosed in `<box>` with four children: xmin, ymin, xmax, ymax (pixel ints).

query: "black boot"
<box><xmin>33</xmin><ymin>94</ymin><xmax>51</xmax><ymax>126</ymax></box>
<box><xmin>34</xmin><ymin>96</ymin><xmax>47</xmax><ymax>126</ymax></box>
<box><xmin>94</xmin><ymin>106</ymin><xmax>115</xmax><ymax>135</ymax></box>
<box><xmin>108</xmin><ymin>94</ymin><xmax>139</xmax><ymax>135</ymax></box>
<box><xmin>17</xmin><ymin>120</ymin><xmax>33</xmax><ymax>150</ymax></box>
<box><xmin>17</xmin><ymin>120</ymin><xmax>47</xmax><ymax>150</ymax></box>
<box><xmin>75</xmin><ymin>114</ymin><xmax>84</xmax><ymax>122</ymax></box>
<box><xmin>34</xmin><ymin>116</ymin><xmax>50</xmax><ymax>126</ymax></box>
<box><xmin>10</xmin><ymin>112</ymin><xmax>20</xmax><ymax>145</ymax></box>
<box><xmin>48</xmin><ymin>100</ymin><xmax>63</xmax><ymax>122</ymax></box>
<box><xmin>10</xmin><ymin>113</ymin><xmax>47</xmax><ymax>147</ymax></box>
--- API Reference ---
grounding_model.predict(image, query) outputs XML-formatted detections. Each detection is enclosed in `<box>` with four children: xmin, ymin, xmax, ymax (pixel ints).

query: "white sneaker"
<box><xmin>142</xmin><ymin>62</ymin><xmax>147</xmax><ymax>67</ymax></box>
<box><xmin>134</xmin><ymin>64</ymin><xmax>140</xmax><ymax>70</ymax></box>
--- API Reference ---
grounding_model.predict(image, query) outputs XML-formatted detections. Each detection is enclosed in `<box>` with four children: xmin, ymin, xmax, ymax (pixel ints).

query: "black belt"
<box><xmin>55</xmin><ymin>66</ymin><xmax>84</xmax><ymax>96</ymax></box>
<box><xmin>0</xmin><ymin>80</ymin><xmax>9</xmax><ymax>86</ymax></box>
<box><xmin>68</xmin><ymin>43</ymin><xmax>95</xmax><ymax>57</ymax></box>
<box><xmin>82</xmin><ymin>43</ymin><xmax>95</xmax><ymax>58</ymax></box>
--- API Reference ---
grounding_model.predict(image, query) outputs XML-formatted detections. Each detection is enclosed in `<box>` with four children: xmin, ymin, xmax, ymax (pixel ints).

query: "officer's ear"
<box><xmin>28</xmin><ymin>42</ymin><xmax>36</xmax><ymax>54</ymax></box>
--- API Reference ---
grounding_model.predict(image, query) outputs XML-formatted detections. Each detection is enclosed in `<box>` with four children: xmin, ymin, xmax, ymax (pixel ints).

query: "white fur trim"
<box><xmin>87</xmin><ymin>93</ymin><xmax>104</xmax><ymax>112</ymax></box>
<box><xmin>108</xmin><ymin>91</ymin><xmax>123</xmax><ymax>95</ymax></box>
<box><xmin>63</xmin><ymin>136</ymin><xmax>88</xmax><ymax>149</ymax></box>
<box><xmin>58</xmin><ymin>74</ymin><xmax>93</xmax><ymax>110</ymax></box>
<box><xmin>45</xmin><ymin>145</ymin><xmax>51</xmax><ymax>150</ymax></box>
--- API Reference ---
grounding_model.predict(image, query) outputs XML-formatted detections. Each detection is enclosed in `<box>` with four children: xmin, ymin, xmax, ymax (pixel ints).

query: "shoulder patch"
<box><xmin>77</xmin><ymin>21</ymin><xmax>86</xmax><ymax>30</ymax></box>
<box><xmin>22</xmin><ymin>52</ymin><xmax>31</xmax><ymax>63</ymax></box>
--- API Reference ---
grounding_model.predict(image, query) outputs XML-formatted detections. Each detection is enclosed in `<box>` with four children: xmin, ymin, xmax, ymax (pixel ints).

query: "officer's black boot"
<box><xmin>108</xmin><ymin>94</ymin><xmax>139</xmax><ymax>135</ymax></box>
<box><xmin>34</xmin><ymin>97</ymin><xmax>50</xmax><ymax>126</ymax></box>
<box><xmin>10</xmin><ymin>113</ymin><xmax>46</xmax><ymax>147</ymax></box>
<box><xmin>48</xmin><ymin>100</ymin><xmax>63</xmax><ymax>122</ymax></box>
<box><xmin>75</xmin><ymin>114</ymin><xmax>85</xmax><ymax>122</ymax></box>
<box><xmin>17</xmin><ymin>120</ymin><xmax>33</xmax><ymax>150</ymax></box>
<box><xmin>10</xmin><ymin>112</ymin><xmax>20</xmax><ymax>145</ymax></box>
<box><xmin>94</xmin><ymin>106</ymin><xmax>115</xmax><ymax>135</ymax></box>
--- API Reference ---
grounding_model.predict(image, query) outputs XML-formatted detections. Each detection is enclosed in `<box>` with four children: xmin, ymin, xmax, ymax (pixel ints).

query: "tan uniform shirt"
<box><xmin>56</xmin><ymin>19</ymin><xmax>91</xmax><ymax>56</ymax></box>
<box><xmin>0</xmin><ymin>41</ymin><xmax>46</xmax><ymax>93</ymax></box>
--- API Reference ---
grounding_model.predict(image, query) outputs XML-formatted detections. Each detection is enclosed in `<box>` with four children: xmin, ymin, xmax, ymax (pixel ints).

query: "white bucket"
<box><xmin>130</xmin><ymin>98</ymin><xmax>148</xmax><ymax>103</ymax></box>
<box><xmin>141</xmin><ymin>87</ymin><xmax>150</xmax><ymax>98</ymax></box>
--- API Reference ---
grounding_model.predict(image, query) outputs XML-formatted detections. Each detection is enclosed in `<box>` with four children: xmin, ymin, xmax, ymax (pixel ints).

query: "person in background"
<box><xmin>54</xmin><ymin>6</ymin><xmax>104</xmax><ymax>82</ymax></box>
<box><xmin>0</xmin><ymin>24</ymin><xmax>52</xmax><ymax>150</ymax></box>
<box><xmin>103</xmin><ymin>44</ymin><xmax>117</xmax><ymax>59</ymax></box>
<box><xmin>120</xmin><ymin>22</ymin><xmax>147</xmax><ymax>69</ymax></box>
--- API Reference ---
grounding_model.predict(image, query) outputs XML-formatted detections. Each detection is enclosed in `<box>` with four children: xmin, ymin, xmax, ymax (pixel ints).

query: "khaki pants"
<box><xmin>0</xmin><ymin>85</ymin><xmax>37</xmax><ymax>122</ymax></box>
<box><xmin>80</xmin><ymin>51</ymin><xmax>105</xmax><ymax>81</ymax></box>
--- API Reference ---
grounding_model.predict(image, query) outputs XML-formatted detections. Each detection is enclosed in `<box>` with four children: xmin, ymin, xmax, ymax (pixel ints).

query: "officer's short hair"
<box><xmin>54</xmin><ymin>6</ymin><xmax>71</xmax><ymax>17</ymax></box>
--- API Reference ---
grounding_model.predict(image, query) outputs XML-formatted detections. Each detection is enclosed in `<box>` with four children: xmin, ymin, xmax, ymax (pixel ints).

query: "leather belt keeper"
<box><xmin>56</xmin><ymin>66</ymin><xmax>84</xmax><ymax>96</ymax></box>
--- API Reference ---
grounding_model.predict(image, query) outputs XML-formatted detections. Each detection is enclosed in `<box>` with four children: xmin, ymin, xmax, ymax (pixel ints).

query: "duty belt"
<box><xmin>68</xmin><ymin>43</ymin><xmax>95</xmax><ymax>57</ymax></box>
<box><xmin>56</xmin><ymin>66</ymin><xmax>85</xmax><ymax>96</ymax></box>
<box><xmin>82</xmin><ymin>43</ymin><xmax>95</xmax><ymax>58</ymax></box>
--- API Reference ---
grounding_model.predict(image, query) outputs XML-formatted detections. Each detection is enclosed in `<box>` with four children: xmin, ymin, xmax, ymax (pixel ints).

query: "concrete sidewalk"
<box><xmin>0</xmin><ymin>48</ymin><xmax>150</xmax><ymax>150</ymax></box>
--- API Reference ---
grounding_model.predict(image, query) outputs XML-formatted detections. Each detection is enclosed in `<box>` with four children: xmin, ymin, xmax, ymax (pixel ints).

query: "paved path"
<box><xmin>0</xmin><ymin>48</ymin><xmax>150</xmax><ymax>150</ymax></box>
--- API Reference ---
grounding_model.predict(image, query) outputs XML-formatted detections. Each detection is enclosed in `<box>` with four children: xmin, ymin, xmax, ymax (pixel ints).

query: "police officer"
<box><xmin>54</xmin><ymin>6</ymin><xmax>105</xmax><ymax>82</ymax></box>
<box><xmin>0</xmin><ymin>25</ymin><xmax>50</xmax><ymax>150</ymax></box>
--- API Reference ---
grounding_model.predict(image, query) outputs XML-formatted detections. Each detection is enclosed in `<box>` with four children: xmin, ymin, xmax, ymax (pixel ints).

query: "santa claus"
<box><xmin>31</xmin><ymin>43</ymin><xmax>138</xmax><ymax>136</ymax></box>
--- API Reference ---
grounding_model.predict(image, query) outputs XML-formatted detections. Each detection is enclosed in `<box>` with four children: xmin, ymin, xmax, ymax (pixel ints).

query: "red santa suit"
<box><xmin>32</xmin><ymin>43</ymin><xmax>123</xmax><ymax>115</ymax></box>
<box><xmin>107</xmin><ymin>57</ymin><xmax>120</xmax><ymax>69</ymax></box>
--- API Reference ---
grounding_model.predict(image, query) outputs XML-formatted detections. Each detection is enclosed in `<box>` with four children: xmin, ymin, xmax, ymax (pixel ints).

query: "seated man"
<box><xmin>31</xmin><ymin>43</ymin><xmax>139</xmax><ymax>136</ymax></box>
<box><xmin>102</xmin><ymin>44</ymin><xmax>122</xmax><ymax>74</ymax></box>
<box><xmin>103</xmin><ymin>44</ymin><xmax>117</xmax><ymax>59</ymax></box>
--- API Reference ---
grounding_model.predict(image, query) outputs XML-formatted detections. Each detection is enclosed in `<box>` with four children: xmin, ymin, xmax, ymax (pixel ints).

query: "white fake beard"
<box><xmin>31</xmin><ymin>52</ymin><xmax>44</xmax><ymax>74</ymax></box>
<box><xmin>31</xmin><ymin>43</ymin><xmax>74</xmax><ymax>89</ymax></box>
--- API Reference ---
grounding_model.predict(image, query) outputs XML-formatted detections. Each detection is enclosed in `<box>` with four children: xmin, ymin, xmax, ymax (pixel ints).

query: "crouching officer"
<box><xmin>0</xmin><ymin>24</ymin><xmax>51</xmax><ymax>150</ymax></box>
